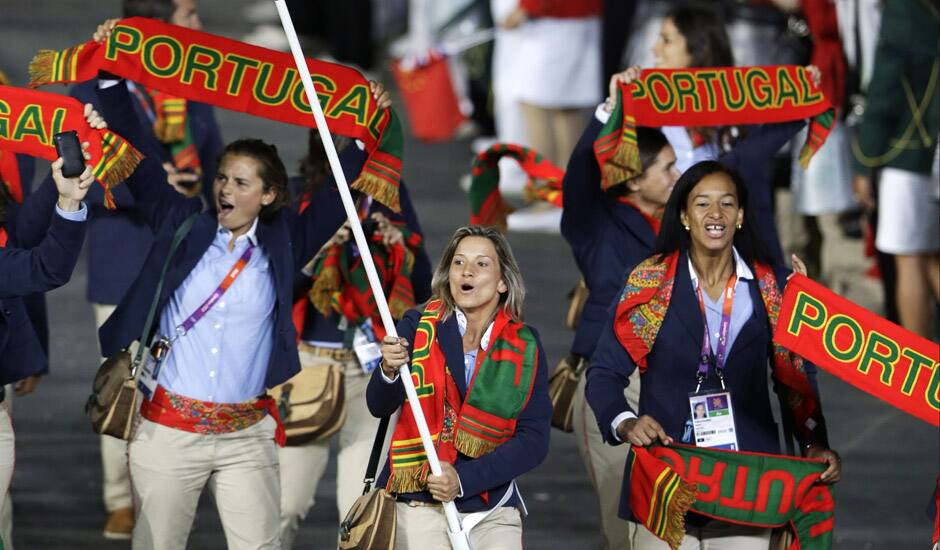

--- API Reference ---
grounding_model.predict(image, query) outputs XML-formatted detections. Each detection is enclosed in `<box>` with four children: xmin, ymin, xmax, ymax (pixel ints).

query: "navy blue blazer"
<box><xmin>70</xmin><ymin>80</ymin><xmax>223</xmax><ymax>305</ymax></box>
<box><xmin>291</xmin><ymin>148</ymin><xmax>432</xmax><ymax>343</ymax></box>
<box><xmin>585</xmin><ymin>251</ymin><xmax>829</xmax><ymax>521</ymax></box>
<box><xmin>1</xmin><ymin>154</ymin><xmax>50</xmax><ymax>382</ymax></box>
<box><xmin>0</xmin><ymin>207</ymin><xmax>86</xmax><ymax>300</ymax></box>
<box><xmin>366</xmin><ymin>309</ymin><xmax>552</xmax><ymax>513</ymax></box>
<box><xmin>561</xmin><ymin>118</ymin><xmax>657</xmax><ymax>357</ymax></box>
<box><xmin>95</xmin><ymin>81</ymin><xmax>301</xmax><ymax>389</ymax></box>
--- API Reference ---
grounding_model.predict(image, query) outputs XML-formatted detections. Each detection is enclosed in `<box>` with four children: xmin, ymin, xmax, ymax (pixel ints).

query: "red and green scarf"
<box><xmin>594</xmin><ymin>66</ymin><xmax>836</xmax><ymax>189</ymax></box>
<box><xmin>28</xmin><ymin>17</ymin><xmax>404</xmax><ymax>211</ymax></box>
<box><xmin>630</xmin><ymin>444</ymin><xmax>834</xmax><ymax>550</ymax></box>
<box><xmin>387</xmin><ymin>300</ymin><xmax>540</xmax><ymax>493</ymax></box>
<box><xmin>614</xmin><ymin>252</ymin><xmax>822</xmax><ymax>440</ymax></box>
<box><xmin>307</xmin><ymin>223</ymin><xmax>422</xmax><ymax>339</ymax></box>
<box><xmin>137</xmin><ymin>88</ymin><xmax>200</xmax><ymax>172</ymax></box>
<box><xmin>0</xmin><ymin>85</ymin><xmax>143</xmax><ymax>208</ymax></box>
<box><xmin>468</xmin><ymin>143</ymin><xmax>564</xmax><ymax>228</ymax></box>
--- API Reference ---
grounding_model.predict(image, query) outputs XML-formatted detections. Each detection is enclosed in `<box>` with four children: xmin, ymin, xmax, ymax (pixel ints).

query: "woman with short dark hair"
<box><xmin>586</xmin><ymin>161</ymin><xmax>841</xmax><ymax>549</ymax></box>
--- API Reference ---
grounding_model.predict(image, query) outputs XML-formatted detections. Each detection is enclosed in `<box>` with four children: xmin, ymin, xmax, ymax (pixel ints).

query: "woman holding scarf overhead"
<box><xmin>560</xmin><ymin>124</ymin><xmax>678</xmax><ymax>548</ymax></box>
<box><xmin>586</xmin><ymin>161</ymin><xmax>841</xmax><ymax>548</ymax></box>
<box><xmin>370</xmin><ymin>226</ymin><xmax>551</xmax><ymax>549</ymax></box>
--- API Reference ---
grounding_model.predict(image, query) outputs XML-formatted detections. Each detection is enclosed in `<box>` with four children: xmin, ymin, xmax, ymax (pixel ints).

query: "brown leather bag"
<box><xmin>86</xmin><ymin>350</ymin><xmax>139</xmax><ymax>439</ymax></box>
<box><xmin>565</xmin><ymin>278</ymin><xmax>589</xmax><ymax>330</ymax></box>
<box><xmin>547</xmin><ymin>353</ymin><xmax>588</xmax><ymax>432</ymax></box>
<box><xmin>339</xmin><ymin>416</ymin><xmax>396</xmax><ymax>549</ymax></box>
<box><xmin>85</xmin><ymin>214</ymin><xmax>198</xmax><ymax>440</ymax></box>
<box><xmin>269</xmin><ymin>361</ymin><xmax>347</xmax><ymax>446</ymax></box>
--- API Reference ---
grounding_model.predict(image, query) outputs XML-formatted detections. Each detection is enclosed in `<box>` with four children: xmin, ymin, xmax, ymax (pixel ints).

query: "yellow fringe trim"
<box><xmin>154</xmin><ymin>120</ymin><xmax>185</xmax><ymax>144</ymax></box>
<box><xmin>309</xmin><ymin>264</ymin><xmax>341</xmax><ymax>316</ymax></box>
<box><xmin>351</xmin><ymin>172</ymin><xmax>401</xmax><ymax>213</ymax></box>
<box><xmin>663</xmin><ymin>479</ymin><xmax>697</xmax><ymax>550</ymax></box>
<box><xmin>387</xmin><ymin>465</ymin><xmax>428</xmax><ymax>494</ymax></box>
<box><xmin>100</xmin><ymin>146</ymin><xmax>144</xmax><ymax>189</ymax></box>
<box><xmin>27</xmin><ymin>50</ymin><xmax>56</xmax><ymax>87</ymax></box>
<box><xmin>454</xmin><ymin>430</ymin><xmax>499</xmax><ymax>459</ymax></box>
<box><xmin>602</xmin><ymin>142</ymin><xmax>641</xmax><ymax>190</ymax></box>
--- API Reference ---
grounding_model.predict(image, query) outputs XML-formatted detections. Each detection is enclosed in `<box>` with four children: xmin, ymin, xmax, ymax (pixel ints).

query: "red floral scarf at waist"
<box><xmin>613</xmin><ymin>251</ymin><xmax>822</xmax><ymax>439</ymax></box>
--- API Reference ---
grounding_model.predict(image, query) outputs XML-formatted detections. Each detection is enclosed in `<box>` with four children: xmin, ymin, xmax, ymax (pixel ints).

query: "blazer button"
<box><xmin>2</xmin><ymin>310</ymin><xmax>10</xmax><ymax>316</ymax></box>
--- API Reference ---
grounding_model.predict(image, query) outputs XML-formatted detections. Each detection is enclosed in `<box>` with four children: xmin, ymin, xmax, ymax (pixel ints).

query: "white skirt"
<box><xmin>876</xmin><ymin>167</ymin><xmax>940</xmax><ymax>254</ymax></box>
<box><xmin>515</xmin><ymin>16</ymin><xmax>602</xmax><ymax>108</ymax></box>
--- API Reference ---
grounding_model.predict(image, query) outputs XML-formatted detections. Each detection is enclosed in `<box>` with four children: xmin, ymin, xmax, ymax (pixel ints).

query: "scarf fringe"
<box><xmin>602</xmin><ymin>141</ymin><xmax>640</xmax><ymax>191</ymax></box>
<box><xmin>98</xmin><ymin>143</ymin><xmax>143</xmax><ymax>210</ymax></box>
<box><xmin>310</xmin><ymin>264</ymin><xmax>341</xmax><ymax>316</ymax></box>
<box><xmin>27</xmin><ymin>50</ymin><xmax>56</xmax><ymax>87</ymax></box>
<box><xmin>352</xmin><ymin>172</ymin><xmax>401</xmax><ymax>213</ymax></box>
<box><xmin>663</xmin><ymin>479</ymin><xmax>697</xmax><ymax>550</ymax></box>
<box><xmin>154</xmin><ymin>119</ymin><xmax>185</xmax><ymax>143</ymax></box>
<box><xmin>387</xmin><ymin>465</ymin><xmax>428</xmax><ymax>494</ymax></box>
<box><xmin>454</xmin><ymin>429</ymin><xmax>499</xmax><ymax>459</ymax></box>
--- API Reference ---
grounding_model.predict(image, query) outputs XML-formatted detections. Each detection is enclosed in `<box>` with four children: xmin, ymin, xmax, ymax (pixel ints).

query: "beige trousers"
<box><xmin>277</xmin><ymin>350</ymin><xmax>382</xmax><ymax>549</ymax></box>
<box><xmin>0</xmin><ymin>401</ymin><xmax>14</xmax><ymax>550</ymax></box>
<box><xmin>128</xmin><ymin>415</ymin><xmax>281</xmax><ymax>550</ymax></box>
<box><xmin>93</xmin><ymin>303</ymin><xmax>134</xmax><ymax>513</ymax></box>
<box><xmin>633</xmin><ymin>520</ymin><xmax>771</xmax><ymax>549</ymax></box>
<box><xmin>520</xmin><ymin>103</ymin><xmax>591</xmax><ymax>168</ymax></box>
<box><xmin>394</xmin><ymin>502</ymin><xmax>523</xmax><ymax>550</ymax></box>
<box><xmin>572</xmin><ymin>369</ymin><xmax>641</xmax><ymax>550</ymax></box>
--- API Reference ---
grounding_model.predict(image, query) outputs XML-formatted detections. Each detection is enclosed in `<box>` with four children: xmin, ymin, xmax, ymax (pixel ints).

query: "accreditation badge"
<box><xmin>688</xmin><ymin>390</ymin><xmax>740</xmax><ymax>450</ymax></box>
<box><xmin>137</xmin><ymin>336</ymin><xmax>172</xmax><ymax>400</ymax></box>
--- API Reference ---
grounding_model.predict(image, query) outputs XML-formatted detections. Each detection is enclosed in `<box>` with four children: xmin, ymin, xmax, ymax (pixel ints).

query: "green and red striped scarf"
<box><xmin>614</xmin><ymin>252</ymin><xmax>823</xmax><ymax>441</ymax></box>
<box><xmin>28</xmin><ymin>17</ymin><xmax>404</xmax><ymax>211</ymax></box>
<box><xmin>307</xmin><ymin>223</ymin><xmax>422</xmax><ymax>340</ymax></box>
<box><xmin>468</xmin><ymin>143</ymin><xmax>564</xmax><ymax>228</ymax></box>
<box><xmin>594</xmin><ymin>66</ymin><xmax>835</xmax><ymax>189</ymax></box>
<box><xmin>387</xmin><ymin>300</ymin><xmax>540</xmax><ymax>494</ymax></box>
<box><xmin>0</xmin><ymin>85</ymin><xmax>143</xmax><ymax>208</ymax></box>
<box><xmin>629</xmin><ymin>444</ymin><xmax>834</xmax><ymax>550</ymax></box>
<box><xmin>140</xmin><ymin>88</ymin><xmax>200</xmax><ymax>173</ymax></box>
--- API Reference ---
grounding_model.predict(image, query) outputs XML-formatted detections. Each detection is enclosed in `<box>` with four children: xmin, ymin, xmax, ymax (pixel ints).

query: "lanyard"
<box><xmin>694</xmin><ymin>272</ymin><xmax>736</xmax><ymax>392</ymax></box>
<box><xmin>174</xmin><ymin>243</ymin><xmax>255</xmax><ymax>339</ymax></box>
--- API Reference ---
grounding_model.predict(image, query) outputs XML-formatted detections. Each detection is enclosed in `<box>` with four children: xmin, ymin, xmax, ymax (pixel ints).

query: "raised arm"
<box><xmin>560</xmin><ymin>117</ymin><xmax>606</xmax><ymax>248</ymax></box>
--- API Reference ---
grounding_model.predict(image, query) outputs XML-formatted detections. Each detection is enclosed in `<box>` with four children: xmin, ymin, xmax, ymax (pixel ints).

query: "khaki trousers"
<box><xmin>520</xmin><ymin>103</ymin><xmax>591</xmax><ymax>168</ymax></box>
<box><xmin>277</xmin><ymin>350</ymin><xmax>383</xmax><ymax>549</ymax></box>
<box><xmin>572</xmin><ymin>369</ymin><xmax>641</xmax><ymax>550</ymax></box>
<box><xmin>93</xmin><ymin>303</ymin><xmax>134</xmax><ymax>513</ymax></box>
<box><xmin>633</xmin><ymin>520</ymin><xmax>771</xmax><ymax>549</ymax></box>
<box><xmin>0</xmin><ymin>401</ymin><xmax>14</xmax><ymax>550</ymax></box>
<box><xmin>128</xmin><ymin>416</ymin><xmax>281</xmax><ymax>550</ymax></box>
<box><xmin>394</xmin><ymin>502</ymin><xmax>523</xmax><ymax>550</ymax></box>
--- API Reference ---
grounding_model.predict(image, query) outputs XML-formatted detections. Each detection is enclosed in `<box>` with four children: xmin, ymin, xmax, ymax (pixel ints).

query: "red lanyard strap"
<box><xmin>694</xmin><ymin>273</ymin><xmax>737</xmax><ymax>389</ymax></box>
<box><xmin>176</xmin><ymin>243</ymin><xmax>255</xmax><ymax>337</ymax></box>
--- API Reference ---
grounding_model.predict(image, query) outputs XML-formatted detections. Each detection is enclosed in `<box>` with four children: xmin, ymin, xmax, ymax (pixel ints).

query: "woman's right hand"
<box><xmin>93</xmin><ymin>19</ymin><xmax>120</xmax><ymax>43</ymax></box>
<box><xmin>605</xmin><ymin>66</ymin><xmax>643</xmax><ymax>112</ymax></box>
<box><xmin>616</xmin><ymin>415</ymin><xmax>673</xmax><ymax>447</ymax></box>
<box><xmin>380</xmin><ymin>335</ymin><xmax>410</xmax><ymax>378</ymax></box>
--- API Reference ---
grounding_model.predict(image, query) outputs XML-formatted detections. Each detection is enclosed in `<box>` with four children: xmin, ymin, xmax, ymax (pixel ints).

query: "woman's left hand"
<box><xmin>371</xmin><ymin>212</ymin><xmax>403</xmax><ymax>246</ymax></box>
<box><xmin>427</xmin><ymin>462</ymin><xmax>461</xmax><ymax>502</ymax></box>
<box><xmin>804</xmin><ymin>65</ymin><xmax>822</xmax><ymax>88</ymax></box>
<box><xmin>788</xmin><ymin>254</ymin><xmax>808</xmax><ymax>280</ymax></box>
<box><xmin>369</xmin><ymin>81</ymin><xmax>392</xmax><ymax>110</ymax></box>
<box><xmin>806</xmin><ymin>445</ymin><xmax>842</xmax><ymax>484</ymax></box>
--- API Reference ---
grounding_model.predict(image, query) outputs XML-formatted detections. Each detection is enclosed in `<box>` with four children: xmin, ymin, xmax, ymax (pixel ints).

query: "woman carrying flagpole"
<box><xmin>586</xmin><ymin>161</ymin><xmax>841</xmax><ymax>548</ymax></box>
<box><xmin>371</xmin><ymin>226</ymin><xmax>552</xmax><ymax>549</ymax></box>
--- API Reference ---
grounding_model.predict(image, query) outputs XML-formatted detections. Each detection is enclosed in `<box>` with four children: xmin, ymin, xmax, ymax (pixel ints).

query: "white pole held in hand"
<box><xmin>272</xmin><ymin>2</ymin><xmax>471</xmax><ymax>548</ymax></box>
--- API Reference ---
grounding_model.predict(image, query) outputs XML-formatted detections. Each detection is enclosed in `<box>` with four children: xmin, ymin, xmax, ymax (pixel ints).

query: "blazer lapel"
<box><xmin>436</xmin><ymin>314</ymin><xmax>468</xmax><ymax>399</ymax></box>
<box><xmin>672</xmin><ymin>254</ymin><xmax>705</xmax><ymax>349</ymax></box>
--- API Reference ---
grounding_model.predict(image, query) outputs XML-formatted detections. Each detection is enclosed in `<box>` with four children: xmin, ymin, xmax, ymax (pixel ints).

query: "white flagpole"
<box><xmin>271</xmin><ymin>2</ymin><xmax>471</xmax><ymax>548</ymax></box>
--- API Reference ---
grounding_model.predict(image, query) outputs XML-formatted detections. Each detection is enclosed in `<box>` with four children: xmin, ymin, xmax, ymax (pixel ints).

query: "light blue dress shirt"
<box><xmin>55</xmin><ymin>203</ymin><xmax>88</xmax><ymax>222</ymax></box>
<box><xmin>454</xmin><ymin>309</ymin><xmax>494</xmax><ymax>390</ymax></box>
<box><xmin>687</xmin><ymin>247</ymin><xmax>755</xmax><ymax>359</ymax></box>
<box><xmin>157</xmin><ymin>218</ymin><xmax>276</xmax><ymax>403</ymax></box>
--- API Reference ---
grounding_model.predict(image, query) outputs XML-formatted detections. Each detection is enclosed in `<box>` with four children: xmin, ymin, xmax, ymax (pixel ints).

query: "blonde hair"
<box><xmin>430</xmin><ymin>226</ymin><xmax>526</xmax><ymax>321</ymax></box>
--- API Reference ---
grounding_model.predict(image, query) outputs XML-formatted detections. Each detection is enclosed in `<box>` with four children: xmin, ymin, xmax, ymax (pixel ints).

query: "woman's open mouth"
<box><xmin>459</xmin><ymin>283</ymin><xmax>475</xmax><ymax>293</ymax></box>
<box><xmin>217</xmin><ymin>197</ymin><xmax>234</xmax><ymax>218</ymax></box>
<box><xmin>704</xmin><ymin>223</ymin><xmax>726</xmax><ymax>239</ymax></box>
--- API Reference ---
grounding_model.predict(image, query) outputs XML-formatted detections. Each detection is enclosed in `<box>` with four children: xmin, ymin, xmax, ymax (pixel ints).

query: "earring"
<box><xmin>684</xmin><ymin>225</ymin><xmax>690</xmax><ymax>231</ymax></box>
<box><xmin>736</xmin><ymin>223</ymin><xmax>742</xmax><ymax>229</ymax></box>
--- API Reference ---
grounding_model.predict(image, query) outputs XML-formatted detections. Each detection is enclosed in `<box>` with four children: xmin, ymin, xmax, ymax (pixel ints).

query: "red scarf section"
<box><xmin>520</xmin><ymin>0</ymin><xmax>601</xmax><ymax>18</ymax></box>
<box><xmin>29</xmin><ymin>17</ymin><xmax>404</xmax><ymax>211</ymax></box>
<box><xmin>613</xmin><ymin>252</ymin><xmax>823</xmax><ymax>440</ymax></box>
<box><xmin>141</xmin><ymin>385</ymin><xmax>286</xmax><ymax>447</ymax></box>
<box><xmin>0</xmin><ymin>85</ymin><xmax>143</xmax><ymax>208</ymax></box>
<box><xmin>594</xmin><ymin>66</ymin><xmax>835</xmax><ymax>189</ymax></box>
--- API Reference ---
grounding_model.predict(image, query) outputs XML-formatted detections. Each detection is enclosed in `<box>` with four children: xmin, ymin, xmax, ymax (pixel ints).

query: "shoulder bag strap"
<box><xmin>130</xmin><ymin>212</ymin><xmax>199</xmax><ymax>374</ymax></box>
<box><xmin>361</xmin><ymin>415</ymin><xmax>391</xmax><ymax>494</ymax></box>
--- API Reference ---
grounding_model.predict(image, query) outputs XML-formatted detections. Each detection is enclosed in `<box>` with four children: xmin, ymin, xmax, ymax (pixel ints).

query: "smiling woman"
<box><xmin>368</xmin><ymin>225</ymin><xmax>551</xmax><ymax>550</ymax></box>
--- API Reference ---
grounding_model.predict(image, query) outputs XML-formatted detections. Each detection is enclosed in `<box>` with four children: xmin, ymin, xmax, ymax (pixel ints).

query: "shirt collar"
<box><xmin>217</xmin><ymin>217</ymin><xmax>260</xmax><ymax>247</ymax></box>
<box><xmin>454</xmin><ymin>308</ymin><xmax>495</xmax><ymax>352</ymax></box>
<box><xmin>687</xmin><ymin>246</ymin><xmax>754</xmax><ymax>287</ymax></box>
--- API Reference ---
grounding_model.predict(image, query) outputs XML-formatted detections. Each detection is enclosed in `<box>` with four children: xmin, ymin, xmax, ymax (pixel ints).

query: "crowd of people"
<box><xmin>0</xmin><ymin>0</ymin><xmax>937</xmax><ymax>549</ymax></box>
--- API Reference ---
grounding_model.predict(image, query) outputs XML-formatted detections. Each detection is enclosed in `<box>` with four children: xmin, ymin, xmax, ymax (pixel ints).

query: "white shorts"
<box><xmin>876</xmin><ymin>168</ymin><xmax>940</xmax><ymax>255</ymax></box>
